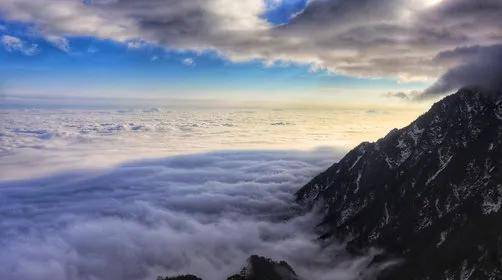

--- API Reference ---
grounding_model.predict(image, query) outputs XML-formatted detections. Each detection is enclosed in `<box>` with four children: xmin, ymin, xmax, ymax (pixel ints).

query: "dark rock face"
<box><xmin>157</xmin><ymin>255</ymin><xmax>297</xmax><ymax>280</ymax></box>
<box><xmin>297</xmin><ymin>87</ymin><xmax>502</xmax><ymax>279</ymax></box>
<box><xmin>157</xmin><ymin>275</ymin><xmax>203</xmax><ymax>280</ymax></box>
<box><xmin>227</xmin><ymin>255</ymin><xmax>298</xmax><ymax>280</ymax></box>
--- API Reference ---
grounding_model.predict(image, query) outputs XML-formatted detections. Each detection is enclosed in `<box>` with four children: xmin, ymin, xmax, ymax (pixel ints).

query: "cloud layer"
<box><xmin>1</xmin><ymin>0</ymin><xmax>501</xmax><ymax>91</ymax></box>
<box><xmin>1</xmin><ymin>107</ymin><xmax>423</xmax><ymax>180</ymax></box>
<box><xmin>0</xmin><ymin>149</ymin><xmax>389</xmax><ymax>280</ymax></box>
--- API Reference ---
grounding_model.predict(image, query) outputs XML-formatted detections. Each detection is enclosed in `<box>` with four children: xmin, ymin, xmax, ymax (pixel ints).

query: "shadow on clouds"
<box><xmin>0</xmin><ymin>148</ymin><xmax>386</xmax><ymax>280</ymax></box>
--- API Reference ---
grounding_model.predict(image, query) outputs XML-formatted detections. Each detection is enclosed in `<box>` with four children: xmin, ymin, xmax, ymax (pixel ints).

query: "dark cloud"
<box><xmin>420</xmin><ymin>44</ymin><xmax>502</xmax><ymax>97</ymax></box>
<box><xmin>0</xmin><ymin>149</ymin><xmax>392</xmax><ymax>280</ymax></box>
<box><xmin>383</xmin><ymin>91</ymin><xmax>411</xmax><ymax>100</ymax></box>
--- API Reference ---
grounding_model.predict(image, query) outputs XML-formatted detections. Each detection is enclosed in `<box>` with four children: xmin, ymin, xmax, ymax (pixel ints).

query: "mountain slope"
<box><xmin>227</xmin><ymin>255</ymin><xmax>298</xmax><ymax>280</ymax></box>
<box><xmin>296</xmin><ymin>87</ymin><xmax>502</xmax><ymax>279</ymax></box>
<box><xmin>157</xmin><ymin>255</ymin><xmax>298</xmax><ymax>280</ymax></box>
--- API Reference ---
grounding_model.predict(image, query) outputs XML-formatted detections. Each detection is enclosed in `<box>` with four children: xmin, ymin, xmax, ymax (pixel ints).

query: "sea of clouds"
<box><xmin>0</xmin><ymin>107</ymin><xmax>404</xmax><ymax>279</ymax></box>
<box><xmin>0</xmin><ymin>107</ymin><xmax>417</xmax><ymax>180</ymax></box>
<box><xmin>0</xmin><ymin>148</ymin><xmax>390</xmax><ymax>280</ymax></box>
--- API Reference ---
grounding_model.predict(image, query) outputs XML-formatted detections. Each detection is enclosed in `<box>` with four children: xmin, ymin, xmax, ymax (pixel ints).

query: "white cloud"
<box><xmin>182</xmin><ymin>57</ymin><xmax>195</xmax><ymax>66</ymax></box>
<box><xmin>127</xmin><ymin>40</ymin><xmax>149</xmax><ymax>49</ymax></box>
<box><xmin>46</xmin><ymin>35</ymin><xmax>70</xmax><ymax>52</ymax></box>
<box><xmin>2</xmin><ymin>0</ymin><xmax>500</xmax><ymax>83</ymax></box>
<box><xmin>0</xmin><ymin>148</ymin><xmax>391</xmax><ymax>280</ymax></box>
<box><xmin>1</xmin><ymin>35</ymin><xmax>38</xmax><ymax>55</ymax></box>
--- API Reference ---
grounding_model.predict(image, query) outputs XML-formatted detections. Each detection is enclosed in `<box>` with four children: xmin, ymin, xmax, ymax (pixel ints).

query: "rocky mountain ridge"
<box><xmin>296</xmin><ymin>87</ymin><xmax>502</xmax><ymax>279</ymax></box>
<box><xmin>158</xmin><ymin>255</ymin><xmax>298</xmax><ymax>280</ymax></box>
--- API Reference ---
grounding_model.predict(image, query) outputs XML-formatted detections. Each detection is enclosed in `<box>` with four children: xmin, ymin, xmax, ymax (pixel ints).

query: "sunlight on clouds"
<box><xmin>208</xmin><ymin>0</ymin><xmax>270</xmax><ymax>31</ymax></box>
<box><xmin>0</xmin><ymin>106</ymin><xmax>424</xmax><ymax>181</ymax></box>
<box><xmin>424</xmin><ymin>0</ymin><xmax>443</xmax><ymax>7</ymax></box>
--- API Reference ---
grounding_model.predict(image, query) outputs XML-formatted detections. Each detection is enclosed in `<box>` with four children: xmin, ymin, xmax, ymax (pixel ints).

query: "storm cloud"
<box><xmin>1</xmin><ymin>0</ymin><xmax>501</xmax><ymax>89</ymax></box>
<box><xmin>0</xmin><ymin>149</ymin><xmax>391</xmax><ymax>280</ymax></box>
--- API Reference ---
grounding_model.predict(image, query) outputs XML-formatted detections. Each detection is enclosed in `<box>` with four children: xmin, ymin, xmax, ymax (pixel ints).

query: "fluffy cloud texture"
<box><xmin>1</xmin><ymin>34</ymin><xmax>38</xmax><ymax>55</ymax></box>
<box><xmin>0</xmin><ymin>107</ymin><xmax>424</xmax><ymax>180</ymax></box>
<box><xmin>1</xmin><ymin>0</ymin><xmax>501</xmax><ymax>94</ymax></box>
<box><xmin>0</xmin><ymin>149</ymin><xmax>391</xmax><ymax>280</ymax></box>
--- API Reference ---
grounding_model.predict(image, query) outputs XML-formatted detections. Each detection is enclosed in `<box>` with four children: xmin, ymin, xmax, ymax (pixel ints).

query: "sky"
<box><xmin>1</xmin><ymin>0</ymin><xmax>500</xmax><ymax>107</ymax></box>
<box><xmin>0</xmin><ymin>0</ymin><xmax>502</xmax><ymax>107</ymax></box>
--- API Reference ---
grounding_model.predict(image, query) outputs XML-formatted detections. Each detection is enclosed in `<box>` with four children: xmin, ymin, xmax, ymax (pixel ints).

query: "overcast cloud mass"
<box><xmin>1</xmin><ymin>0</ymin><xmax>501</xmax><ymax>96</ymax></box>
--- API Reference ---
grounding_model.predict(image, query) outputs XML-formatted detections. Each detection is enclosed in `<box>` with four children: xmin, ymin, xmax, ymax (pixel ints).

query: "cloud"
<box><xmin>1</xmin><ymin>35</ymin><xmax>38</xmax><ymax>55</ymax></box>
<box><xmin>5</xmin><ymin>106</ymin><xmax>394</xmax><ymax>181</ymax></box>
<box><xmin>0</xmin><ymin>149</ymin><xmax>391</xmax><ymax>280</ymax></box>
<box><xmin>46</xmin><ymin>35</ymin><xmax>70</xmax><ymax>52</ymax></box>
<box><xmin>383</xmin><ymin>91</ymin><xmax>411</xmax><ymax>100</ymax></box>
<box><xmin>382</xmin><ymin>90</ymin><xmax>422</xmax><ymax>101</ymax></box>
<box><xmin>0</xmin><ymin>0</ymin><xmax>501</xmax><ymax>83</ymax></box>
<box><xmin>127</xmin><ymin>40</ymin><xmax>149</xmax><ymax>49</ymax></box>
<box><xmin>420</xmin><ymin>44</ymin><xmax>502</xmax><ymax>97</ymax></box>
<box><xmin>182</xmin><ymin>58</ymin><xmax>195</xmax><ymax>66</ymax></box>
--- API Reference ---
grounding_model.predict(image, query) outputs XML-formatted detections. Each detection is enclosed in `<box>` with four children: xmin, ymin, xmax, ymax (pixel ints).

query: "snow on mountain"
<box><xmin>297</xmin><ymin>87</ymin><xmax>502</xmax><ymax>279</ymax></box>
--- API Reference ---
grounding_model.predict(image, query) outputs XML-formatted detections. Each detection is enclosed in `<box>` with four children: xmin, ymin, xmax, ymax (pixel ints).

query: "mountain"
<box><xmin>296</xmin><ymin>87</ymin><xmax>502</xmax><ymax>279</ymax></box>
<box><xmin>157</xmin><ymin>255</ymin><xmax>298</xmax><ymax>280</ymax></box>
<box><xmin>227</xmin><ymin>255</ymin><xmax>298</xmax><ymax>280</ymax></box>
<box><xmin>157</xmin><ymin>276</ymin><xmax>202</xmax><ymax>280</ymax></box>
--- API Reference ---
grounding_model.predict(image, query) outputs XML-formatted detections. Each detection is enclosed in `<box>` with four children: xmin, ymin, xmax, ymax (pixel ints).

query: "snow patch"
<box><xmin>436</xmin><ymin>230</ymin><xmax>448</xmax><ymax>247</ymax></box>
<box><xmin>407</xmin><ymin>124</ymin><xmax>424</xmax><ymax>145</ymax></box>
<box><xmin>426</xmin><ymin>155</ymin><xmax>453</xmax><ymax>185</ymax></box>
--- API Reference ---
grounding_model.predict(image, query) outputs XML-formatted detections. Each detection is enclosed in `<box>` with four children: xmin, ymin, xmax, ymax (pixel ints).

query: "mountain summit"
<box><xmin>297</xmin><ymin>87</ymin><xmax>502</xmax><ymax>279</ymax></box>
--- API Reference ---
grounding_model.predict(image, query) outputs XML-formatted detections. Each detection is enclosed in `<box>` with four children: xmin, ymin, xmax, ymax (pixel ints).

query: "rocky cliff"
<box><xmin>297</xmin><ymin>87</ymin><xmax>502</xmax><ymax>279</ymax></box>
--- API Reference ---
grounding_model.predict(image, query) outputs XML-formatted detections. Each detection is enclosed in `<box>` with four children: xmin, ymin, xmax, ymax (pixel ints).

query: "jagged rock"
<box><xmin>297</xmin><ymin>87</ymin><xmax>502</xmax><ymax>279</ymax></box>
<box><xmin>227</xmin><ymin>255</ymin><xmax>298</xmax><ymax>280</ymax></box>
<box><xmin>157</xmin><ymin>255</ymin><xmax>297</xmax><ymax>280</ymax></box>
<box><xmin>157</xmin><ymin>275</ymin><xmax>203</xmax><ymax>280</ymax></box>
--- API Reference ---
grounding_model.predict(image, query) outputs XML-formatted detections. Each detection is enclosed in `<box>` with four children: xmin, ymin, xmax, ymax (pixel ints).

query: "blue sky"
<box><xmin>0</xmin><ymin>0</ymin><xmax>441</xmax><ymax>105</ymax></box>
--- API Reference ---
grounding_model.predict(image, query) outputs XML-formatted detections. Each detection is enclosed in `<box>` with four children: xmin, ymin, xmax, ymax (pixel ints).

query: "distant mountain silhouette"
<box><xmin>158</xmin><ymin>255</ymin><xmax>297</xmax><ymax>280</ymax></box>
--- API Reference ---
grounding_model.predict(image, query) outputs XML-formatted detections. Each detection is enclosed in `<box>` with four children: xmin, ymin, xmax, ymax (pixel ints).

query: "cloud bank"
<box><xmin>0</xmin><ymin>149</ymin><xmax>388</xmax><ymax>280</ymax></box>
<box><xmin>1</xmin><ymin>107</ymin><xmax>423</xmax><ymax>180</ymax></box>
<box><xmin>1</xmin><ymin>0</ymin><xmax>501</xmax><ymax>93</ymax></box>
<box><xmin>421</xmin><ymin>44</ymin><xmax>502</xmax><ymax>97</ymax></box>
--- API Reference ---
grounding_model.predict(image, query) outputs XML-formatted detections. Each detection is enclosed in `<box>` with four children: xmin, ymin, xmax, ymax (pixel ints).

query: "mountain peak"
<box><xmin>297</xmin><ymin>87</ymin><xmax>502</xmax><ymax>279</ymax></box>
